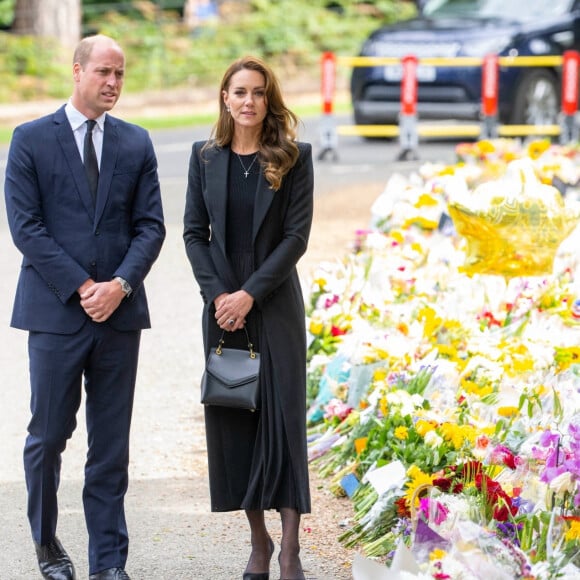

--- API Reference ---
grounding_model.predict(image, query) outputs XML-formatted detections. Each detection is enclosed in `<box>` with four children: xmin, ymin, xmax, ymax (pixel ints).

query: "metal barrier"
<box><xmin>318</xmin><ymin>51</ymin><xmax>580</xmax><ymax>161</ymax></box>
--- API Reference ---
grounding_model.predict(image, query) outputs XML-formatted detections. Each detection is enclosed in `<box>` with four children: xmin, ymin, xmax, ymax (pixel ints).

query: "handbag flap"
<box><xmin>206</xmin><ymin>347</ymin><xmax>260</xmax><ymax>387</ymax></box>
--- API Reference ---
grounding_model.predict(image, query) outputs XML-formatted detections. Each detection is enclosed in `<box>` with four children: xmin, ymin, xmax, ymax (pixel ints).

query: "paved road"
<box><xmin>0</xmin><ymin>116</ymin><xmax>458</xmax><ymax>579</ymax></box>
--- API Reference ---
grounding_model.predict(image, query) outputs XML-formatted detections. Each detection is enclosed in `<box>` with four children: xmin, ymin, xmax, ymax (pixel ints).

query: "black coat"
<box><xmin>183</xmin><ymin>141</ymin><xmax>314</xmax><ymax>512</ymax></box>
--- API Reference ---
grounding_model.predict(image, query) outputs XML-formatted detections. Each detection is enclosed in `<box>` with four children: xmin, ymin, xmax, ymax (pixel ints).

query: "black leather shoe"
<box><xmin>89</xmin><ymin>568</ymin><xmax>130</xmax><ymax>580</ymax></box>
<box><xmin>34</xmin><ymin>537</ymin><xmax>76</xmax><ymax>580</ymax></box>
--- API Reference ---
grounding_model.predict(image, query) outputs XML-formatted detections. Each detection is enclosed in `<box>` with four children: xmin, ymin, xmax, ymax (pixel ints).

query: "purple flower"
<box><xmin>496</xmin><ymin>521</ymin><xmax>522</xmax><ymax>545</ymax></box>
<box><xmin>539</xmin><ymin>430</ymin><xmax>560</xmax><ymax>447</ymax></box>
<box><xmin>513</xmin><ymin>497</ymin><xmax>535</xmax><ymax>514</ymax></box>
<box><xmin>569</xmin><ymin>423</ymin><xmax>580</xmax><ymax>442</ymax></box>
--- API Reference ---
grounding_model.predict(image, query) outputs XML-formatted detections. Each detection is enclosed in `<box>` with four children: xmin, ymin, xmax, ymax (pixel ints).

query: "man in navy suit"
<box><xmin>4</xmin><ymin>35</ymin><xmax>165</xmax><ymax>580</ymax></box>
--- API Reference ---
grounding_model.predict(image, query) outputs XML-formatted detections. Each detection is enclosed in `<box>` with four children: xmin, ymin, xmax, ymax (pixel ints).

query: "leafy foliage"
<box><xmin>0</xmin><ymin>0</ymin><xmax>416</xmax><ymax>101</ymax></box>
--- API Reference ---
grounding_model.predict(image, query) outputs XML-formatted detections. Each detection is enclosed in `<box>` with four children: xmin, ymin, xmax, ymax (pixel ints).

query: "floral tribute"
<box><xmin>305</xmin><ymin>140</ymin><xmax>580</xmax><ymax>578</ymax></box>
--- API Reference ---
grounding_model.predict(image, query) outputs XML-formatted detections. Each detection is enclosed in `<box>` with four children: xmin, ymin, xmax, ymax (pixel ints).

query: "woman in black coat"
<box><xmin>183</xmin><ymin>56</ymin><xmax>314</xmax><ymax>580</ymax></box>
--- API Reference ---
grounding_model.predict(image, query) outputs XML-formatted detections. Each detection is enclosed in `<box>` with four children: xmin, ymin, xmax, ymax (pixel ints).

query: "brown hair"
<box><xmin>205</xmin><ymin>55</ymin><xmax>299</xmax><ymax>191</ymax></box>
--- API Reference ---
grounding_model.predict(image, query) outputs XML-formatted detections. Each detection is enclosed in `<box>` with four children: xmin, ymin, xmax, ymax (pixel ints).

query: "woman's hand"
<box><xmin>214</xmin><ymin>290</ymin><xmax>254</xmax><ymax>331</ymax></box>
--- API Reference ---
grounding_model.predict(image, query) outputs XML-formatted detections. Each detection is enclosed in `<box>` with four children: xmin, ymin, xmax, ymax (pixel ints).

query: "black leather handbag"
<box><xmin>200</xmin><ymin>328</ymin><xmax>260</xmax><ymax>411</ymax></box>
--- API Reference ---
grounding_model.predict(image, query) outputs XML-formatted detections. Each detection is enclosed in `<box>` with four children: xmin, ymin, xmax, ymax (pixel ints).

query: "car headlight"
<box><xmin>461</xmin><ymin>35</ymin><xmax>512</xmax><ymax>57</ymax></box>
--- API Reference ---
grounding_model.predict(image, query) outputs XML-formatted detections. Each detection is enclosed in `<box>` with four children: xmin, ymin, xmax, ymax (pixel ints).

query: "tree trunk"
<box><xmin>13</xmin><ymin>0</ymin><xmax>81</xmax><ymax>47</ymax></box>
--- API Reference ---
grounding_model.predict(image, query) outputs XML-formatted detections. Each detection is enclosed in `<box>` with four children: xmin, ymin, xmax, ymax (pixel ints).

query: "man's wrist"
<box><xmin>114</xmin><ymin>276</ymin><xmax>132</xmax><ymax>297</ymax></box>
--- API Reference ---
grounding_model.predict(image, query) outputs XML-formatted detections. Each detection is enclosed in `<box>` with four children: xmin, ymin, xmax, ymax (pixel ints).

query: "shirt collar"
<box><xmin>65</xmin><ymin>100</ymin><xmax>106</xmax><ymax>132</ymax></box>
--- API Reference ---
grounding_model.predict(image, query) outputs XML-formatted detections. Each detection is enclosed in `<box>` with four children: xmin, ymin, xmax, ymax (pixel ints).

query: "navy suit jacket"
<box><xmin>4</xmin><ymin>105</ymin><xmax>166</xmax><ymax>334</ymax></box>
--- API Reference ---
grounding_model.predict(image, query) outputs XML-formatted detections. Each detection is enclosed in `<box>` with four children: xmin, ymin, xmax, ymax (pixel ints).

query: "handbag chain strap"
<box><xmin>215</xmin><ymin>327</ymin><xmax>256</xmax><ymax>359</ymax></box>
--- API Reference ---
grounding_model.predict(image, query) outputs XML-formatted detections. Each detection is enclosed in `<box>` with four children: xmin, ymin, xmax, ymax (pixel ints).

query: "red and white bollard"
<box><xmin>318</xmin><ymin>51</ymin><xmax>338</xmax><ymax>161</ymax></box>
<box><xmin>481</xmin><ymin>54</ymin><xmax>499</xmax><ymax>139</ymax></box>
<box><xmin>397</xmin><ymin>54</ymin><xmax>419</xmax><ymax>160</ymax></box>
<box><xmin>561</xmin><ymin>50</ymin><xmax>579</xmax><ymax>144</ymax></box>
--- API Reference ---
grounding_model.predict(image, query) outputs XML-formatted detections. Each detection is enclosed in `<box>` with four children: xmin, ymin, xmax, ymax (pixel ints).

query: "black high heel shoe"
<box><xmin>242</xmin><ymin>538</ymin><xmax>275</xmax><ymax>580</ymax></box>
<box><xmin>278</xmin><ymin>550</ymin><xmax>306</xmax><ymax>580</ymax></box>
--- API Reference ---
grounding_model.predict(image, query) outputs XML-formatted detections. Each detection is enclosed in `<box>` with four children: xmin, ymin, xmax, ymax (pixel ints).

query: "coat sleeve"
<box><xmin>110</xmin><ymin>131</ymin><xmax>166</xmax><ymax>293</ymax></box>
<box><xmin>183</xmin><ymin>142</ymin><xmax>230</xmax><ymax>305</ymax></box>
<box><xmin>242</xmin><ymin>143</ymin><xmax>314</xmax><ymax>307</ymax></box>
<box><xmin>4</xmin><ymin>124</ymin><xmax>91</xmax><ymax>304</ymax></box>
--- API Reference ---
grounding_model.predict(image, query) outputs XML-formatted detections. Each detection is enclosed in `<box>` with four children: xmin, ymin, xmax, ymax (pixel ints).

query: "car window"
<box><xmin>423</xmin><ymin>0</ymin><xmax>574</xmax><ymax>21</ymax></box>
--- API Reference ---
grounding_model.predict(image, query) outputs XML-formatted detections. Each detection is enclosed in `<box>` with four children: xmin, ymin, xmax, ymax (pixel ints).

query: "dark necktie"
<box><xmin>83</xmin><ymin>119</ymin><xmax>99</xmax><ymax>204</ymax></box>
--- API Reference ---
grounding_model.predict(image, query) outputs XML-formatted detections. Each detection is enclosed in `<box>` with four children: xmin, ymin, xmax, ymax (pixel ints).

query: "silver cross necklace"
<box><xmin>236</xmin><ymin>153</ymin><xmax>258</xmax><ymax>178</ymax></box>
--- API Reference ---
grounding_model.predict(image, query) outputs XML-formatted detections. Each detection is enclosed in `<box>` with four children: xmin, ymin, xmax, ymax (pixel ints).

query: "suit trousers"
<box><xmin>24</xmin><ymin>319</ymin><xmax>141</xmax><ymax>574</ymax></box>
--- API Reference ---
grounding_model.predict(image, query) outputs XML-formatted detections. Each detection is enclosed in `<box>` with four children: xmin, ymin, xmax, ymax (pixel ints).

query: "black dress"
<box><xmin>203</xmin><ymin>153</ymin><xmax>309</xmax><ymax>513</ymax></box>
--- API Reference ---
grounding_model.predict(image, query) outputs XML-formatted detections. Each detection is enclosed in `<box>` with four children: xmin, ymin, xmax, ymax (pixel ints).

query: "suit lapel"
<box><xmin>55</xmin><ymin>108</ymin><xmax>95</xmax><ymax>221</ymax></box>
<box><xmin>94</xmin><ymin>116</ymin><xmax>119</xmax><ymax>228</ymax></box>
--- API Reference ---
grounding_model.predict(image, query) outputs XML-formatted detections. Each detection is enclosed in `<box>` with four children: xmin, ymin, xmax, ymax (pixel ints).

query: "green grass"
<box><xmin>128</xmin><ymin>98</ymin><xmax>351</xmax><ymax>131</ymax></box>
<box><xmin>127</xmin><ymin>112</ymin><xmax>218</xmax><ymax>131</ymax></box>
<box><xmin>0</xmin><ymin>126</ymin><xmax>13</xmax><ymax>144</ymax></box>
<box><xmin>0</xmin><ymin>95</ymin><xmax>351</xmax><ymax>145</ymax></box>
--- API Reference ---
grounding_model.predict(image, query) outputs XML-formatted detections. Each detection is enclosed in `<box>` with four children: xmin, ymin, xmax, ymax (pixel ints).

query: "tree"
<box><xmin>13</xmin><ymin>0</ymin><xmax>80</xmax><ymax>47</ymax></box>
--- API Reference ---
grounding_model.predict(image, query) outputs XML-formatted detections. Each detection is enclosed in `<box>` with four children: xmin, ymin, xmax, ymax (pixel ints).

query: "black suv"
<box><xmin>351</xmin><ymin>0</ymin><xmax>580</xmax><ymax>126</ymax></box>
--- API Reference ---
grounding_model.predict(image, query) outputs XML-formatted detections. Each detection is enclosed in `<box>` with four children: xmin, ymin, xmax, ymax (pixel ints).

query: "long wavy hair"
<box><xmin>204</xmin><ymin>56</ymin><xmax>300</xmax><ymax>191</ymax></box>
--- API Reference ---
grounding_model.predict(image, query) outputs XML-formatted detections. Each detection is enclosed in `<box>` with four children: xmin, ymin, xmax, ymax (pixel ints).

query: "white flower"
<box><xmin>424</xmin><ymin>430</ymin><xmax>443</xmax><ymax>448</ymax></box>
<box><xmin>549</xmin><ymin>471</ymin><xmax>577</xmax><ymax>496</ymax></box>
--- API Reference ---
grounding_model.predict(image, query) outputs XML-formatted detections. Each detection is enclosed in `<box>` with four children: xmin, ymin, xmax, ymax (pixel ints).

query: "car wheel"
<box><xmin>510</xmin><ymin>69</ymin><xmax>559</xmax><ymax>126</ymax></box>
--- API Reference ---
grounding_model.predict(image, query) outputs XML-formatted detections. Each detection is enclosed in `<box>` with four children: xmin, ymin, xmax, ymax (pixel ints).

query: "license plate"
<box><xmin>383</xmin><ymin>65</ymin><xmax>437</xmax><ymax>82</ymax></box>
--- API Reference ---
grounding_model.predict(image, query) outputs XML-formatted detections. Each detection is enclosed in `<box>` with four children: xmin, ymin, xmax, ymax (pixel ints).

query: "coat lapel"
<box><xmin>207</xmin><ymin>147</ymin><xmax>275</xmax><ymax>245</ymax></box>
<box><xmin>205</xmin><ymin>147</ymin><xmax>229</xmax><ymax>255</ymax></box>
<box><xmin>54</xmin><ymin>107</ymin><xmax>95</xmax><ymax>221</ymax></box>
<box><xmin>253</xmin><ymin>171</ymin><xmax>274</xmax><ymax>243</ymax></box>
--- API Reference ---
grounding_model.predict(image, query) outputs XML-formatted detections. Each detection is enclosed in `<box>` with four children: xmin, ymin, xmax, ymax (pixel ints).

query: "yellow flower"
<box><xmin>309</xmin><ymin>319</ymin><xmax>324</xmax><ymax>335</ymax></box>
<box><xmin>460</xmin><ymin>378</ymin><xmax>493</xmax><ymax>398</ymax></box>
<box><xmin>510</xmin><ymin>355</ymin><xmax>534</xmax><ymax>374</ymax></box>
<box><xmin>312</xmin><ymin>277</ymin><xmax>327</xmax><ymax>290</ymax></box>
<box><xmin>429</xmin><ymin>548</ymin><xmax>447</xmax><ymax>561</ymax></box>
<box><xmin>379</xmin><ymin>396</ymin><xmax>388</xmax><ymax>418</ymax></box>
<box><xmin>407</xmin><ymin>464</ymin><xmax>421</xmax><ymax>478</ymax></box>
<box><xmin>390</xmin><ymin>230</ymin><xmax>404</xmax><ymax>245</ymax></box>
<box><xmin>354</xmin><ymin>437</ymin><xmax>368</xmax><ymax>455</ymax></box>
<box><xmin>405</xmin><ymin>466</ymin><xmax>434</xmax><ymax>506</ymax></box>
<box><xmin>414</xmin><ymin>193</ymin><xmax>439</xmax><ymax>208</ymax></box>
<box><xmin>373</xmin><ymin>368</ymin><xmax>387</xmax><ymax>382</ymax></box>
<box><xmin>477</xmin><ymin>140</ymin><xmax>496</xmax><ymax>154</ymax></box>
<box><xmin>416</xmin><ymin>419</ymin><xmax>436</xmax><ymax>437</ymax></box>
<box><xmin>418</xmin><ymin>306</ymin><xmax>442</xmax><ymax>340</ymax></box>
<box><xmin>437</xmin><ymin>343</ymin><xmax>459</xmax><ymax>360</ymax></box>
<box><xmin>438</xmin><ymin>166</ymin><xmax>456</xmax><ymax>176</ymax></box>
<box><xmin>526</xmin><ymin>139</ymin><xmax>551</xmax><ymax>160</ymax></box>
<box><xmin>374</xmin><ymin>348</ymin><xmax>390</xmax><ymax>360</ymax></box>
<box><xmin>565</xmin><ymin>520</ymin><xmax>580</xmax><ymax>542</ymax></box>
<box><xmin>361</xmin><ymin>344</ymin><xmax>389</xmax><ymax>365</ymax></box>
<box><xmin>554</xmin><ymin>346</ymin><xmax>580</xmax><ymax>372</ymax></box>
<box><xmin>402</xmin><ymin>216</ymin><xmax>438</xmax><ymax>231</ymax></box>
<box><xmin>439</xmin><ymin>422</ymin><xmax>477</xmax><ymax>449</ymax></box>
<box><xmin>394</xmin><ymin>426</ymin><xmax>409</xmax><ymax>440</ymax></box>
<box><xmin>499</xmin><ymin>340</ymin><xmax>535</xmax><ymax>375</ymax></box>
<box><xmin>497</xmin><ymin>406</ymin><xmax>519</xmax><ymax>418</ymax></box>
<box><xmin>397</xmin><ymin>322</ymin><xmax>409</xmax><ymax>336</ymax></box>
